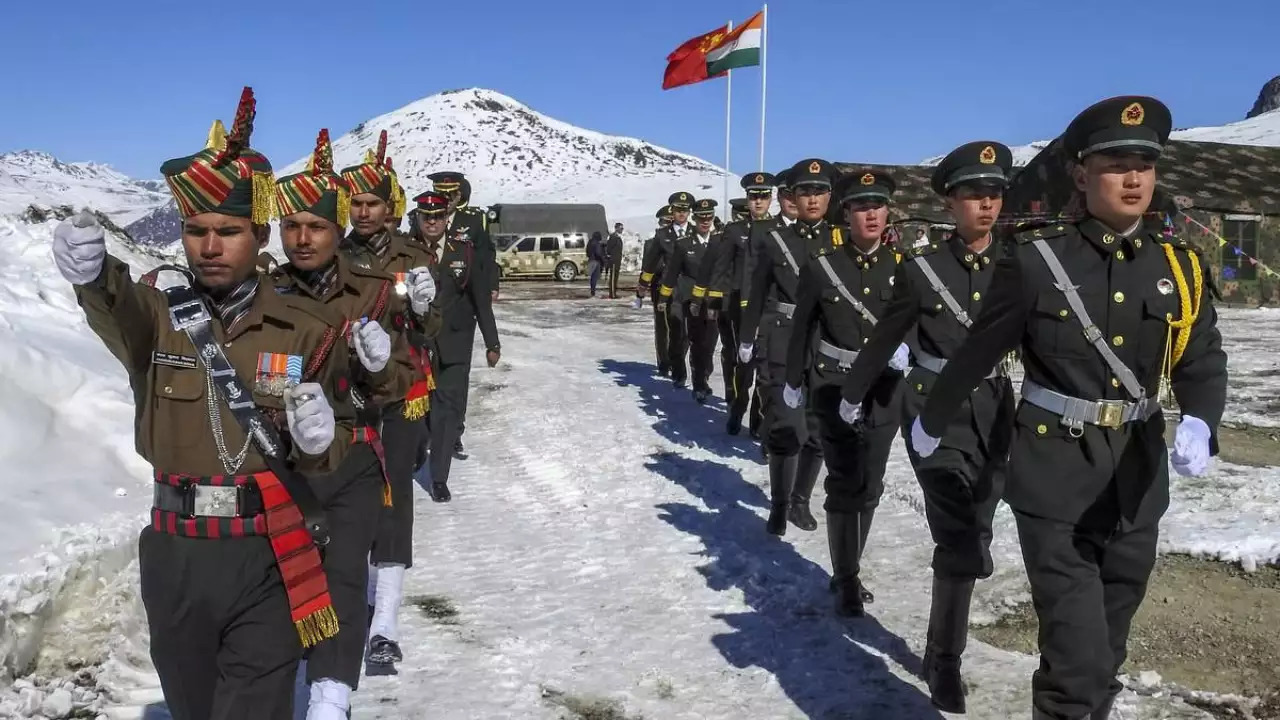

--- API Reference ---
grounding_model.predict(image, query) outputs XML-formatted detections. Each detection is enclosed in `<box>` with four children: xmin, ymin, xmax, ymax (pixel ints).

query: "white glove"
<box><xmin>407</xmin><ymin>267</ymin><xmax>436</xmax><ymax>315</ymax></box>
<box><xmin>1171</xmin><ymin>415</ymin><xmax>1211</xmax><ymax>477</ymax></box>
<box><xmin>285</xmin><ymin>383</ymin><xmax>335</xmax><ymax>456</ymax></box>
<box><xmin>352</xmin><ymin>319</ymin><xmax>391</xmax><ymax>373</ymax></box>
<box><xmin>889</xmin><ymin>343</ymin><xmax>911</xmax><ymax>372</ymax></box>
<box><xmin>839</xmin><ymin>399</ymin><xmax>863</xmax><ymax>425</ymax></box>
<box><xmin>911</xmin><ymin>417</ymin><xmax>941</xmax><ymax>458</ymax></box>
<box><xmin>630</xmin><ymin>296</ymin><xmax>644</xmax><ymax>310</ymax></box>
<box><xmin>52</xmin><ymin>209</ymin><xmax>106</xmax><ymax>285</ymax></box>
<box><xmin>783</xmin><ymin>384</ymin><xmax>802</xmax><ymax>409</ymax></box>
<box><xmin>738</xmin><ymin>343</ymin><xmax>754</xmax><ymax>364</ymax></box>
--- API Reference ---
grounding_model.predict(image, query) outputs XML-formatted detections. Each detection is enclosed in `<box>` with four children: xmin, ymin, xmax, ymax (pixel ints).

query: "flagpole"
<box><xmin>724</xmin><ymin>19</ymin><xmax>733</xmax><ymax>221</ymax></box>
<box><xmin>759</xmin><ymin>4</ymin><xmax>767</xmax><ymax>171</ymax></box>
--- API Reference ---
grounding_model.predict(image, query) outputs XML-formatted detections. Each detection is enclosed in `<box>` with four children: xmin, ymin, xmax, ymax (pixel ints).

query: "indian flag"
<box><xmin>706</xmin><ymin>10</ymin><xmax>763</xmax><ymax>75</ymax></box>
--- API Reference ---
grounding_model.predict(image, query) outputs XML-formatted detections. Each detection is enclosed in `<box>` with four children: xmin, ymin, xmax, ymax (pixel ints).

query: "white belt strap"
<box><xmin>912</xmin><ymin>256</ymin><xmax>971</xmax><ymax>328</ymax></box>
<box><xmin>769</xmin><ymin>230</ymin><xmax>801</xmax><ymax>276</ymax></box>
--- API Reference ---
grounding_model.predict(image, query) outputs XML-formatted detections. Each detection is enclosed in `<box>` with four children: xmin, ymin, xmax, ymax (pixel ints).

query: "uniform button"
<box><xmin>972</xmin><ymin>291</ymin><xmax>981</xmax><ymax>301</ymax></box>
<box><xmin>1058</xmin><ymin>309</ymin><xmax>1069</xmax><ymax>318</ymax></box>
<box><xmin>1102</xmin><ymin>233</ymin><xmax>1115</xmax><ymax>244</ymax></box>
<box><xmin>1113</xmin><ymin>292</ymin><xmax>1125</xmax><ymax>303</ymax></box>
<box><xmin>1111</xmin><ymin>377</ymin><xmax>1120</xmax><ymax>388</ymax></box>
<box><xmin>164</xmin><ymin>386</ymin><xmax>173</xmax><ymax>394</ymax></box>
<box><xmin>862</xmin><ymin>287</ymin><xmax>870</xmax><ymax>295</ymax></box>
<box><xmin>1166</xmin><ymin>312</ymin><xmax>1173</xmax><ymax>321</ymax></box>
<box><xmin>1036</xmin><ymin>424</ymin><xmax>1048</xmax><ymax>435</ymax></box>
<box><xmin>915</xmin><ymin>384</ymin><xmax>924</xmax><ymax>392</ymax></box>
<box><xmin>964</xmin><ymin>253</ymin><xmax>974</xmax><ymax>261</ymax></box>
<box><xmin>935</xmin><ymin>304</ymin><xmax>943</xmax><ymax>311</ymax></box>
<box><xmin>226</xmin><ymin>341</ymin><xmax>233</xmax><ymax>347</ymax></box>
<box><xmin>1112</xmin><ymin>335</ymin><xmax>1124</xmax><ymax>347</ymax></box>
<box><xmin>1116</xmin><ymin>250</ymin><xmax>1126</xmax><ymax>261</ymax></box>
<box><xmin>982</xmin><ymin>256</ymin><xmax>990</xmax><ymax>265</ymax></box>
<box><xmin>863</xmin><ymin>337</ymin><xmax>869</xmax><ymax>344</ymax></box>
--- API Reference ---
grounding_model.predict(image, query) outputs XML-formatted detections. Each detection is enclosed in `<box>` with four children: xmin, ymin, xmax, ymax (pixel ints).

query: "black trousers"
<box><xmin>308</xmin><ymin>444</ymin><xmax>384</xmax><ymax>687</ymax></box>
<box><xmin>916</xmin><ymin>467</ymin><xmax>1003</xmax><ymax>580</ymax></box>
<box><xmin>760</xmin><ymin>360</ymin><xmax>821</xmax><ymax>458</ymax></box>
<box><xmin>429</xmin><ymin>359</ymin><xmax>472</xmax><ymax>489</ymax></box>
<box><xmin>139</xmin><ymin>529</ymin><xmax>301</xmax><ymax>720</ymax></box>
<box><xmin>718</xmin><ymin>298</ymin><xmax>753</xmax><ymax>419</ymax></box>
<box><xmin>685</xmin><ymin>303</ymin><xmax>717</xmax><ymax>393</ymax></box>
<box><xmin>664</xmin><ymin>302</ymin><xmax>690</xmax><ymax>384</ymax></box>
<box><xmin>649</xmin><ymin>285</ymin><xmax>669</xmax><ymax>372</ymax></box>
<box><xmin>811</xmin><ymin>366</ymin><xmax>894</xmax><ymax>514</ymax></box>
<box><xmin>608</xmin><ymin>261</ymin><xmax>622</xmax><ymax>297</ymax></box>
<box><xmin>371</xmin><ymin>414</ymin><xmax>424</xmax><ymax>568</ymax></box>
<box><xmin>1016</xmin><ymin>509</ymin><xmax>1159</xmax><ymax>719</ymax></box>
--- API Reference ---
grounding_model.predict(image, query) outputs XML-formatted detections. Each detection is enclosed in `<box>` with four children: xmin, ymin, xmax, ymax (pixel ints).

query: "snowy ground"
<box><xmin>8</xmin><ymin>293</ymin><xmax>1279</xmax><ymax>718</ymax></box>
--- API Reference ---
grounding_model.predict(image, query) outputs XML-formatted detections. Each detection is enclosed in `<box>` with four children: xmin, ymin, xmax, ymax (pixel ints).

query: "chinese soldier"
<box><xmin>739</xmin><ymin>160</ymin><xmax>838</xmax><ymax>537</ymax></box>
<box><xmin>54</xmin><ymin>88</ymin><xmax>351</xmax><ymax>720</ymax></box>
<box><xmin>659</xmin><ymin>198</ymin><xmax>720</xmax><ymax>403</ymax></box>
<box><xmin>339</xmin><ymin>131</ymin><xmax>439</xmax><ymax>671</ymax></box>
<box><xmin>428</xmin><ymin>171</ymin><xmax>497</xmax><ymax>458</ymax></box>
<box><xmin>639</xmin><ymin>192</ymin><xmax>694</xmax><ymax>384</ymax></box>
<box><xmin>415</xmin><ymin>190</ymin><xmax>501</xmax><ymax>504</ymax></box>
<box><xmin>272</xmin><ymin>129</ymin><xmax>431</xmax><ymax>716</ymax></box>
<box><xmin>634</xmin><ymin>204</ymin><xmax>675</xmax><ymax>372</ymax></box>
<box><xmin>837</xmin><ymin>142</ymin><xmax>1016</xmax><ymax>711</ymax></box>
<box><xmin>914</xmin><ymin>97</ymin><xmax>1227</xmax><ymax>720</ymax></box>
<box><xmin>699</xmin><ymin>173</ymin><xmax>775</xmax><ymax>434</ymax></box>
<box><xmin>784</xmin><ymin>169</ymin><xmax>902</xmax><ymax>616</ymax></box>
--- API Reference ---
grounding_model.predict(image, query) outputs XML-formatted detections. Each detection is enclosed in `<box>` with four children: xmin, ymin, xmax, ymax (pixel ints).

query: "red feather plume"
<box><xmin>375</xmin><ymin>130</ymin><xmax>388</xmax><ymax>166</ymax></box>
<box><xmin>215</xmin><ymin>86</ymin><xmax>256</xmax><ymax>166</ymax></box>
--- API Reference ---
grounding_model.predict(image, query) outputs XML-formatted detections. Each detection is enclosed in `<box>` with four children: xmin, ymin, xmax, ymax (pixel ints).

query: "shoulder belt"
<box><xmin>768</xmin><ymin>230</ymin><xmax>801</xmax><ymax>276</ymax></box>
<box><xmin>911</xmin><ymin>255</ymin><xmax>971</xmax><ymax>328</ymax></box>
<box><xmin>815</xmin><ymin>254</ymin><xmax>877</xmax><ymax>326</ymax></box>
<box><xmin>1029</xmin><ymin>239</ymin><xmax>1145</xmax><ymax>400</ymax></box>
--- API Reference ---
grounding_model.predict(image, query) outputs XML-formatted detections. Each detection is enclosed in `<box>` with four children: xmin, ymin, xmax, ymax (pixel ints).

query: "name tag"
<box><xmin>152</xmin><ymin>351</ymin><xmax>197</xmax><ymax>369</ymax></box>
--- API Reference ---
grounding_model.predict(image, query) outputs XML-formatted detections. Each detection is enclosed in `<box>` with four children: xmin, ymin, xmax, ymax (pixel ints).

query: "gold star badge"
<box><xmin>979</xmin><ymin>146</ymin><xmax>996</xmax><ymax>164</ymax></box>
<box><xmin>860</xmin><ymin>173</ymin><xmax>875</xmax><ymax>186</ymax></box>
<box><xmin>1122</xmin><ymin>102</ymin><xmax>1145</xmax><ymax>126</ymax></box>
<box><xmin>755</xmin><ymin>174</ymin><xmax>764</xmax><ymax>184</ymax></box>
<box><xmin>808</xmin><ymin>161</ymin><xmax>822</xmax><ymax>174</ymax></box>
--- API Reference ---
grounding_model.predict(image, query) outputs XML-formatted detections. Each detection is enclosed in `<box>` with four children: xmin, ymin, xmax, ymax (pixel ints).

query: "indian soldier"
<box><xmin>639</xmin><ymin>191</ymin><xmax>695</xmax><ymax>386</ymax></box>
<box><xmin>700</xmin><ymin>174</ymin><xmax>775</xmax><ymax>435</ymax></box>
<box><xmin>54</xmin><ymin>87</ymin><xmax>350</xmax><ymax>720</ymax></box>
<box><xmin>429</xmin><ymin>171</ymin><xmax>496</xmax><ymax>458</ymax></box>
<box><xmin>837</xmin><ymin>142</ymin><xmax>1016</xmax><ymax>712</ymax></box>
<box><xmin>605</xmin><ymin>223</ymin><xmax>625</xmax><ymax>298</ymax></box>
<box><xmin>414</xmin><ymin>190</ymin><xmax>501</xmax><ymax>504</ymax></box>
<box><xmin>914</xmin><ymin>97</ymin><xmax>1227</xmax><ymax>720</ymax></box>
<box><xmin>338</xmin><ymin>130</ymin><xmax>438</xmax><ymax>672</ymax></box>
<box><xmin>659</xmin><ymin>198</ymin><xmax>720</xmax><ymax>403</ymax></box>
<box><xmin>783</xmin><ymin>170</ymin><xmax>902</xmax><ymax>616</ymax></box>
<box><xmin>634</xmin><ymin>204</ymin><xmax>676</xmax><ymax>373</ymax></box>
<box><xmin>739</xmin><ymin>160</ymin><xmax>837</xmax><ymax>537</ymax></box>
<box><xmin>271</xmin><ymin>129</ymin><xmax>434</xmax><ymax>716</ymax></box>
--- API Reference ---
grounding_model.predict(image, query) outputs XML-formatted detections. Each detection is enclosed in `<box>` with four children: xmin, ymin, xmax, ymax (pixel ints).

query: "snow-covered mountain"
<box><xmin>921</xmin><ymin>107</ymin><xmax>1280</xmax><ymax>167</ymax></box>
<box><xmin>130</xmin><ymin>88</ymin><xmax>733</xmax><ymax>247</ymax></box>
<box><xmin>0</xmin><ymin>150</ymin><xmax>169</xmax><ymax>225</ymax></box>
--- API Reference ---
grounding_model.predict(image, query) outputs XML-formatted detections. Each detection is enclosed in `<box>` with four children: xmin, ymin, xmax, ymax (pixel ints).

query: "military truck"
<box><xmin>488</xmin><ymin>203</ymin><xmax>609</xmax><ymax>282</ymax></box>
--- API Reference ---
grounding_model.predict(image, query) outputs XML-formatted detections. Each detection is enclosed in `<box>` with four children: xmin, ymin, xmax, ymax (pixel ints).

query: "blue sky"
<box><xmin>3</xmin><ymin>0</ymin><xmax>1276</xmax><ymax>180</ymax></box>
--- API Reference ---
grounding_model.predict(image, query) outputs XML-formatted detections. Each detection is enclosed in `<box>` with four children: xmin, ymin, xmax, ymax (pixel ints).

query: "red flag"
<box><xmin>663</xmin><ymin>25</ymin><xmax>729</xmax><ymax>90</ymax></box>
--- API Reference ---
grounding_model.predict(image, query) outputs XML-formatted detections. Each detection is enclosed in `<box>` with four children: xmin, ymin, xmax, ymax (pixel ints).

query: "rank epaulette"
<box><xmin>1156</xmin><ymin>233</ymin><xmax>1201</xmax><ymax>255</ymax></box>
<box><xmin>812</xmin><ymin>244</ymin><xmax>836</xmax><ymax>258</ymax></box>
<box><xmin>893</xmin><ymin>251</ymin><xmax>902</xmax><ymax>264</ymax></box>
<box><xmin>140</xmin><ymin>263</ymin><xmax>191</xmax><ymax>288</ymax></box>
<box><xmin>907</xmin><ymin>242</ymin><xmax>940</xmax><ymax>258</ymax></box>
<box><xmin>831</xmin><ymin>226</ymin><xmax>844</xmax><ymax>247</ymax></box>
<box><xmin>1014</xmin><ymin>223</ymin><xmax>1068</xmax><ymax>244</ymax></box>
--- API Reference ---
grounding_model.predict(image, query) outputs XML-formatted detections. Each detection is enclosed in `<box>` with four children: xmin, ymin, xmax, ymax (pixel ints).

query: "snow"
<box><xmin>0</xmin><ymin>151</ymin><xmax>168</xmax><ymax>226</ymax></box>
<box><xmin>6</xmin><ymin>288</ymin><xmax>1280</xmax><ymax>717</ymax></box>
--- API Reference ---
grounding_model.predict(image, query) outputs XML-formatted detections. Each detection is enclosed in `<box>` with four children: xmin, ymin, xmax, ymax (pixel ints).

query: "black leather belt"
<box><xmin>153</xmin><ymin>481</ymin><xmax>264</xmax><ymax>519</ymax></box>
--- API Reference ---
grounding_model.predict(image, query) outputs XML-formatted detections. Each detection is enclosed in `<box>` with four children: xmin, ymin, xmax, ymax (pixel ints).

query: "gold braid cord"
<box><xmin>1159</xmin><ymin>243</ymin><xmax>1203</xmax><ymax>405</ymax></box>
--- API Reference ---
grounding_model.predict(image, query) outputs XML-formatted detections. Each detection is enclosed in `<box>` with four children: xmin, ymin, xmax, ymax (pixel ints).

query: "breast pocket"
<box><xmin>152</xmin><ymin>367</ymin><xmax>207</xmax><ymax>448</ymax></box>
<box><xmin>1030</xmin><ymin>293</ymin><xmax>1093</xmax><ymax>360</ymax></box>
<box><xmin>1141</xmin><ymin>295</ymin><xmax>1177</xmax><ymax>357</ymax></box>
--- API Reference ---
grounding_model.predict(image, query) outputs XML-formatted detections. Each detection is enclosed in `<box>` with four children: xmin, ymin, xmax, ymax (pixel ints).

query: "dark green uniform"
<box><xmin>659</xmin><ymin>198</ymin><xmax>720</xmax><ymax>401</ymax></box>
<box><xmin>918</xmin><ymin>97</ymin><xmax>1227</xmax><ymax>720</ymax></box>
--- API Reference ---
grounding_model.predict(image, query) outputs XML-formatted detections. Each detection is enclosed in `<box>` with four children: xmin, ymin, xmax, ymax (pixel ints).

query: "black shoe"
<box><xmin>859</xmin><ymin>580</ymin><xmax>875</xmax><ymax>604</ymax></box>
<box><xmin>693</xmin><ymin>388</ymin><xmax>710</xmax><ymax>404</ymax></box>
<box><xmin>673</xmin><ymin>378</ymin><xmax>687</xmax><ymax>390</ymax></box>
<box><xmin>657</xmin><ymin>363</ymin><xmax>670</xmax><ymax>378</ymax></box>
<box><xmin>726</xmin><ymin>415</ymin><xmax>743</xmax><ymax>436</ymax></box>
<box><xmin>430</xmin><ymin>482</ymin><xmax>452</xmax><ymax>503</ymax></box>
<box><xmin>366</xmin><ymin>635</ymin><xmax>403</xmax><ymax>664</ymax></box>
<box><xmin>749</xmin><ymin>427</ymin><xmax>761</xmax><ymax>440</ymax></box>
<box><xmin>788</xmin><ymin>502</ymin><xmax>817</xmax><ymax>531</ymax></box>
<box><xmin>453</xmin><ymin>439</ymin><xmax>468</xmax><ymax>460</ymax></box>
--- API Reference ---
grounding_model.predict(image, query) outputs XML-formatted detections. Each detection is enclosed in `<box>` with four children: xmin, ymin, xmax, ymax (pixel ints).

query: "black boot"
<box><xmin>923</xmin><ymin>575</ymin><xmax>975</xmax><ymax>713</ymax></box>
<box><xmin>430</xmin><ymin>482</ymin><xmax>452</xmax><ymax>503</ymax></box>
<box><xmin>1092</xmin><ymin>689</ymin><xmax>1120</xmax><ymax>719</ymax></box>
<box><xmin>726</xmin><ymin>414</ymin><xmax>743</xmax><ymax>436</ymax></box>
<box><xmin>766</xmin><ymin>454</ymin><xmax>797</xmax><ymax>536</ymax></box>
<box><xmin>453</xmin><ymin>439</ymin><xmax>468</xmax><ymax>460</ymax></box>
<box><xmin>857</xmin><ymin>507</ymin><xmax>876</xmax><ymax>604</ymax></box>
<box><xmin>787</xmin><ymin>447</ymin><xmax>822</xmax><ymax>531</ymax></box>
<box><xmin>827</xmin><ymin>512</ymin><xmax>864</xmax><ymax>617</ymax></box>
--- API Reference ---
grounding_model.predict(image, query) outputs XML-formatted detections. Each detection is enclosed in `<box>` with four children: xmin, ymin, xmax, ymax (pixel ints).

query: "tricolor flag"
<box><xmin>706</xmin><ymin>10</ymin><xmax>764</xmax><ymax>75</ymax></box>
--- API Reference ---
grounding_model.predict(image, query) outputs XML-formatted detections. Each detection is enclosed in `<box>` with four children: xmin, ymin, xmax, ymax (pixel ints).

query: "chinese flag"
<box><xmin>663</xmin><ymin>24</ymin><xmax>729</xmax><ymax>90</ymax></box>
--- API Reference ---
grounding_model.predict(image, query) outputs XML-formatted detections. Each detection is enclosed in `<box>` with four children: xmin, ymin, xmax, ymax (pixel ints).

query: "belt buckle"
<box><xmin>1096</xmin><ymin>401</ymin><xmax>1125</xmax><ymax>429</ymax></box>
<box><xmin>191</xmin><ymin>485</ymin><xmax>240</xmax><ymax>518</ymax></box>
<box><xmin>168</xmin><ymin>298</ymin><xmax>211</xmax><ymax>331</ymax></box>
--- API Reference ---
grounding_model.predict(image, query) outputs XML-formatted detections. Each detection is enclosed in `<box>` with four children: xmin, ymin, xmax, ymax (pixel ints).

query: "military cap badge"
<box><xmin>808</xmin><ymin>161</ymin><xmax>821</xmax><ymax>174</ymax></box>
<box><xmin>755</xmin><ymin>174</ymin><xmax>764</xmax><ymax>184</ymax></box>
<box><xmin>979</xmin><ymin>146</ymin><xmax>997</xmax><ymax>164</ymax></box>
<box><xmin>1122</xmin><ymin>102</ymin><xmax>1145</xmax><ymax>126</ymax></box>
<box><xmin>860</xmin><ymin>173</ymin><xmax>875</xmax><ymax>186</ymax></box>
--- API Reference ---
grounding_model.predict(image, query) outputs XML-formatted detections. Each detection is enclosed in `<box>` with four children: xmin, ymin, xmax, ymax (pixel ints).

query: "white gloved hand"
<box><xmin>911</xmin><ymin>417</ymin><xmax>941</xmax><ymax>458</ymax></box>
<box><xmin>1171</xmin><ymin>415</ymin><xmax>1211</xmax><ymax>477</ymax></box>
<box><xmin>630</xmin><ymin>296</ymin><xmax>644</xmax><ymax>310</ymax></box>
<box><xmin>889</xmin><ymin>343</ymin><xmax>912</xmax><ymax>372</ymax></box>
<box><xmin>285</xmin><ymin>383</ymin><xmax>335</xmax><ymax>456</ymax></box>
<box><xmin>352</xmin><ymin>319</ymin><xmax>391</xmax><ymax>373</ymax></box>
<box><xmin>783</xmin><ymin>384</ymin><xmax>803</xmax><ymax>409</ymax></box>
<box><xmin>406</xmin><ymin>267</ymin><xmax>436</xmax><ymax>314</ymax></box>
<box><xmin>839</xmin><ymin>399</ymin><xmax>864</xmax><ymax>425</ymax></box>
<box><xmin>52</xmin><ymin>209</ymin><xmax>107</xmax><ymax>285</ymax></box>
<box><xmin>738</xmin><ymin>343</ymin><xmax>754</xmax><ymax>364</ymax></box>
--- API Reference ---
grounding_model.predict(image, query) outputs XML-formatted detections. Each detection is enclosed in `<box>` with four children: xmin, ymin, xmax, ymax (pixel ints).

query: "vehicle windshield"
<box><xmin>494</xmin><ymin>235</ymin><xmax>519</xmax><ymax>251</ymax></box>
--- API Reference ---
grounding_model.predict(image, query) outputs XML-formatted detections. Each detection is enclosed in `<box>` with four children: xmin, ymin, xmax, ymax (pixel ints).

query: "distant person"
<box><xmin>586</xmin><ymin>231</ymin><xmax>606</xmax><ymax>296</ymax></box>
<box><xmin>605</xmin><ymin>224</ymin><xmax>624</xmax><ymax>298</ymax></box>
